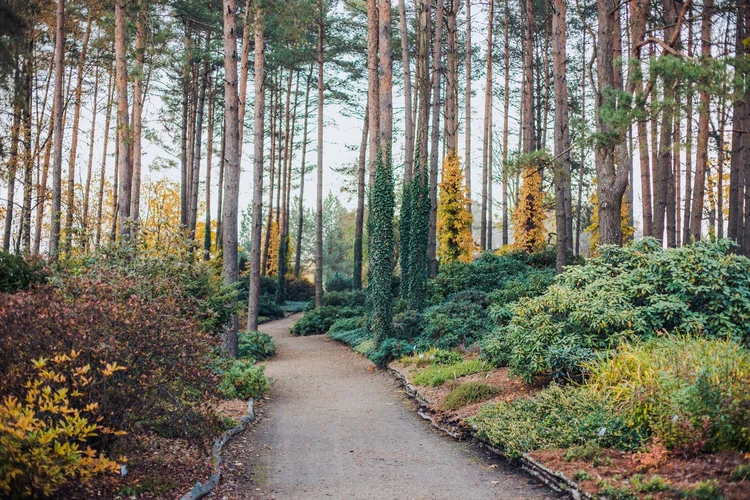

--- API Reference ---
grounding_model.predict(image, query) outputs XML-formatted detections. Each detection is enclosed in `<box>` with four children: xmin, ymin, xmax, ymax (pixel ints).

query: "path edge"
<box><xmin>388</xmin><ymin>365</ymin><xmax>593</xmax><ymax>500</ymax></box>
<box><xmin>179</xmin><ymin>398</ymin><xmax>256</xmax><ymax>500</ymax></box>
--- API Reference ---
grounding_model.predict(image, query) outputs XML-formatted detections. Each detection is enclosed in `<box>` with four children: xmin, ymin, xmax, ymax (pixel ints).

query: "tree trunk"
<box><xmin>20</xmin><ymin>47</ymin><xmax>33</xmax><ymax>253</ymax></box>
<box><xmin>552</xmin><ymin>0</ymin><xmax>572</xmax><ymax>272</ymax></box>
<box><xmin>522</xmin><ymin>0</ymin><xmax>534</xmax><ymax>153</ymax></box>
<box><xmin>49</xmin><ymin>0</ymin><xmax>65</xmax><ymax>257</ymax></box>
<box><xmin>222</xmin><ymin>0</ymin><xmax>240</xmax><ymax>357</ymax></box>
<box><xmin>3</xmin><ymin>63</ymin><xmax>21</xmax><ymax>252</ymax></box>
<box><xmin>295</xmin><ymin>66</ymin><xmax>313</xmax><ymax>278</ymax></box>
<box><xmin>691</xmin><ymin>0</ymin><xmax>713</xmax><ymax>242</ymax></box>
<box><xmin>189</xmin><ymin>38</ymin><xmax>209</xmax><ymax>237</ymax></box>
<box><xmin>204</xmin><ymin>70</ymin><xmax>214</xmax><ymax>261</ymax></box>
<box><xmin>682</xmin><ymin>16</ymin><xmax>693</xmax><ymax>243</ymax></box>
<box><xmin>238</xmin><ymin>0</ymin><xmax>253</xmax><ymax>164</ymax></box>
<box><xmin>217</xmin><ymin>123</ymin><xmax>225</xmax><ymax>249</ymax></box>
<box><xmin>464</xmin><ymin>0</ymin><xmax>471</xmax><ymax>213</ymax></box>
<box><xmin>480</xmin><ymin>0</ymin><xmax>493</xmax><ymax>250</ymax></box>
<box><xmin>315</xmin><ymin>0</ymin><xmax>325</xmax><ymax>307</ymax></box>
<box><xmin>111</xmin><ymin>125</ymin><xmax>119</xmax><ymax>240</ymax></box>
<box><xmin>248</xmin><ymin>7</ymin><xmax>265</xmax><ymax>331</ymax></box>
<box><xmin>180</xmin><ymin>24</ymin><xmax>190</xmax><ymax>227</ymax></box>
<box><xmin>717</xmin><ymin>88</ymin><xmax>727</xmax><ymax>239</ymax></box>
<box><xmin>95</xmin><ymin>69</ymin><xmax>114</xmax><ymax>248</ymax></box>
<box><xmin>444</xmin><ymin>0</ymin><xmax>459</xmax><ymax>152</ymax></box>
<box><xmin>367</xmin><ymin>0</ymin><xmax>380</xmax><ymax>195</ymax></box>
<box><xmin>353</xmin><ymin>103</ymin><xmax>369</xmax><ymax>289</ymax></box>
<box><xmin>486</xmin><ymin>112</ymin><xmax>493</xmax><ymax>248</ymax></box>
<box><xmin>131</xmin><ymin>0</ymin><xmax>147</xmax><ymax>224</ymax></box>
<box><xmin>416</xmin><ymin>0</ymin><xmax>430</xmax><ymax>170</ymax></box>
<box><xmin>428</xmin><ymin>0</ymin><xmax>444</xmax><ymax>277</ymax></box>
<box><xmin>276</xmin><ymin>69</ymin><xmax>294</xmax><ymax>303</ymax></box>
<box><xmin>82</xmin><ymin>64</ymin><xmax>100</xmax><ymax>250</ymax></box>
<box><xmin>262</xmin><ymin>82</ymin><xmax>277</xmax><ymax>275</ymax></box>
<box><xmin>501</xmin><ymin>0</ymin><xmax>510</xmax><ymax>246</ymax></box>
<box><xmin>399</xmin><ymin>0</ymin><xmax>414</xmax><ymax>182</ymax></box>
<box><xmin>115</xmin><ymin>0</ymin><xmax>132</xmax><ymax>238</ymax></box>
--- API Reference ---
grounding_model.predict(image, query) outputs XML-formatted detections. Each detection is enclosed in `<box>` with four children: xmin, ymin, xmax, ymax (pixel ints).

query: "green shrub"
<box><xmin>0</xmin><ymin>252</ymin><xmax>43</xmax><ymax>293</ymax></box>
<box><xmin>467</xmin><ymin>384</ymin><xmax>644</xmax><ymax>459</ymax></box>
<box><xmin>730</xmin><ymin>463</ymin><xmax>750</xmax><ymax>482</ymax></box>
<box><xmin>431</xmin><ymin>349</ymin><xmax>463</xmax><ymax>366</ymax></box>
<box><xmin>290</xmin><ymin>306</ymin><xmax>364</xmax><ymax>336</ymax></box>
<box><xmin>419</xmin><ymin>297</ymin><xmax>492</xmax><ymax>350</ymax></box>
<box><xmin>325</xmin><ymin>272</ymin><xmax>353</xmax><ymax>292</ymax></box>
<box><xmin>280</xmin><ymin>300</ymin><xmax>309</xmax><ymax>313</ymax></box>
<box><xmin>630</xmin><ymin>474</ymin><xmax>671</xmax><ymax>493</ymax></box>
<box><xmin>564</xmin><ymin>441</ymin><xmax>611</xmax><ymax>466</ymax></box>
<box><xmin>242</xmin><ymin>275</ymin><xmax>314</xmax><ymax>302</ymax></box>
<box><xmin>238</xmin><ymin>331</ymin><xmax>276</xmax><ymax>361</ymax></box>
<box><xmin>682</xmin><ymin>480</ymin><xmax>725</xmax><ymax>500</ymax></box>
<box><xmin>486</xmin><ymin>268</ymin><xmax>555</xmax><ymax>309</ymax></box>
<box><xmin>596</xmin><ymin>481</ymin><xmax>638</xmax><ymax>500</ymax></box>
<box><xmin>587</xmin><ymin>337</ymin><xmax>750</xmax><ymax>453</ymax></box>
<box><xmin>329</xmin><ymin>316</ymin><xmax>366</xmax><ymax>333</ymax></box>
<box><xmin>323</xmin><ymin>290</ymin><xmax>366</xmax><ymax>308</ymax></box>
<box><xmin>368</xmin><ymin>338</ymin><xmax>411</xmax><ymax>367</ymax></box>
<box><xmin>354</xmin><ymin>339</ymin><xmax>375</xmax><ymax>356</ymax></box>
<box><xmin>218</xmin><ymin>360</ymin><xmax>271</xmax><ymax>400</ymax></box>
<box><xmin>327</xmin><ymin>327</ymin><xmax>370</xmax><ymax>348</ymax></box>
<box><xmin>442</xmin><ymin>382</ymin><xmax>499</xmax><ymax>411</ymax></box>
<box><xmin>258</xmin><ymin>297</ymin><xmax>285</xmax><ymax>319</ymax></box>
<box><xmin>392</xmin><ymin>309</ymin><xmax>423</xmax><ymax>340</ymax></box>
<box><xmin>411</xmin><ymin>359</ymin><xmax>492</xmax><ymax>387</ymax></box>
<box><xmin>482</xmin><ymin>239</ymin><xmax>750</xmax><ymax>382</ymax></box>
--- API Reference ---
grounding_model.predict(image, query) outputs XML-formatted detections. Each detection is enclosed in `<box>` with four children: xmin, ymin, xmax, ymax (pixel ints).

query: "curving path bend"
<box><xmin>214</xmin><ymin>314</ymin><xmax>556</xmax><ymax>500</ymax></box>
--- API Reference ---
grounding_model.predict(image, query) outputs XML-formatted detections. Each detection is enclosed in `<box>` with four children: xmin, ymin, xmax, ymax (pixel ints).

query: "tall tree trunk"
<box><xmin>111</xmin><ymin>125</ymin><xmax>119</xmax><ymax>239</ymax></box>
<box><xmin>594</xmin><ymin>0</ymin><xmax>629</xmax><ymax>246</ymax></box>
<box><xmin>31</xmin><ymin>53</ymin><xmax>53</xmax><ymax>255</ymax></box>
<box><xmin>682</xmin><ymin>16</ymin><xmax>693</xmax><ymax>243</ymax></box>
<box><xmin>464</xmin><ymin>0</ymin><xmax>472</xmax><ymax>213</ymax></box>
<box><xmin>3</xmin><ymin>63</ymin><xmax>21</xmax><ymax>252</ymax></box>
<box><xmin>262</xmin><ymin>82</ymin><xmax>277</xmax><ymax>275</ymax></box>
<box><xmin>115</xmin><ymin>0</ymin><xmax>133</xmax><ymax>238</ymax></box>
<box><xmin>480</xmin><ymin>0</ymin><xmax>493</xmax><ymax>250</ymax></box>
<box><xmin>353</xmin><ymin>103</ymin><xmax>369</xmax><ymax>289</ymax></box>
<box><xmin>399</xmin><ymin>0</ymin><xmax>414</xmax><ymax>182</ymax></box>
<box><xmin>63</xmin><ymin>15</ymin><xmax>92</xmax><ymax>254</ymax></box>
<box><xmin>180</xmin><ymin>24</ymin><xmax>191</xmax><ymax>227</ymax></box>
<box><xmin>416</xmin><ymin>0</ymin><xmax>430</xmax><ymax>169</ymax></box>
<box><xmin>315</xmin><ymin>0</ymin><xmax>325</xmax><ymax>307</ymax></box>
<box><xmin>575</xmin><ymin>27</ymin><xmax>586</xmax><ymax>256</ymax></box>
<box><xmin>189</xmin><ymin>39</ymin><xmax>209</xmax><ymax>237</ymax></box>
<box><xmin>522</xmin><ymin>0</ymin><xmax>534</xmax><ymax>153</ymax></box>
<box><xmin>222</xmin><ymin>0</ymin><xmax>240</xmax><ymax>357</ymax></box>
<box><xmin>131</xmin><ymin>0</ymin><xmax>147</xmax><ymax>224</ymax></box>
<box><xmin>21</xmin><ymin>46</ymin><xmax>33</xmax><ymax>253</ymax></box>
<box><xmin>217</xmin><ymin>123</ymin><xmax>225</xmax><ymax>249</ymax></box>
<box><xmin>248</xmin><ymin>6</ymin><xmax>265</xmax><ymax>331</ymax></box>
<box><xmin>82</xmin><ymin>64</ymin><xmax>100</xmax><ymax>250</ymax></box>
<box><xmin>49</xmin><ymin>0</ymin><xmax>65</xmax><ymax>257</ymax></box>
<box><xmin>691</xmin><ymin>0</ymin><xmax>713</xmax><ymax>242</ymax></box>
<box><xmin>238</xmin><ymin>0</ymin><xmax>253</xmax><ymax>164</ymax></box>
<box><xmin>486</xmin><ymin>113</ymin><xmax>493</xmax><ymax>248</ymax></box>
<box><xmin>95</xmin><ymin>70</ymin><xmax>114</xmax><ymax>248</ymax></box>
<box><xmin>204</xmin><ymin>71</ymin><xmax>214</xmax><ymax>261</ymax></box>
<box><xmin>501</xmin><ymin>0</ymin><xmax>510</xmax><ymax>246</ymax></box>
<box><xmin>717</xmin><ymin>88</ymin><xmax>727</xmax><ymax>238</ymax></box>
<box><xmin>295</xmin><ymin>66</ymin><xmax>313</xmax><ymax>278</ymax></box>
<box><xmin>552</xmin><ymin>0</ymin><xmax>572</xmax><ymax>272</ymax></box>
<box><xmin>444</xmin><ymin>0</ymin><xmax>459</xmax><ymax>152</ymax></box>
<box><xmin>428</xmin><ymin>0</ymin><xmax>444</xmax><ymax>277</ymax></box>
<box><xmin>367</xmin><ymin>0</ymin><xmax>380</xmax><ymax>196</ymax></box>
<box><xmin>276</xmin><ymin>69</ymin><xmax>294</xmax><ymax>304</ymax></box>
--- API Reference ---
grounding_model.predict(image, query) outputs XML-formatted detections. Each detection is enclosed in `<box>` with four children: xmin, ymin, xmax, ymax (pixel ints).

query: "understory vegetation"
<box><xmin>0</xmin><ymin>240</ymin><xmax>275</xmax><ymax>498</ymax></box>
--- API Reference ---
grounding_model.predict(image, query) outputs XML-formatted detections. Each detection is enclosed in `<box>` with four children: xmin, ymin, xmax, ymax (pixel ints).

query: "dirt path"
<box><xmin>215</xmin><ymin>314</ymin><xmax>556</xmax><ymax>500</ymax></box>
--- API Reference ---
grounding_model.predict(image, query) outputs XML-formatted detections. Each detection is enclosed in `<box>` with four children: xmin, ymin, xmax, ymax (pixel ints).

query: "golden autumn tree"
<box><xmin>264</xmin><ymin>218</ymin><xmax>280</xmax><ymax>276</ymax></box>
<box><xmin>437</xmin><ymin>150</ymin><xmax>475</xmax><ymax>264</ymax></box>
<box><xmin>513</xmin><ymin>153</ymin><xmax>547</xmax><ymax>253</ymax></box>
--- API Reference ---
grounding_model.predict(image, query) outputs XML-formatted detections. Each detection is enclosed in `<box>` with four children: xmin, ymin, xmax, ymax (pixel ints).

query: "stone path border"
<box><xmin>388</xmin><ymin>365</ymin><xmax>594</xmax><ymax>500</ymax></box>
<box><xmin>180</xmin><ymin>398</ymin><xmax>256</xmax><ymax>500</ymax></box>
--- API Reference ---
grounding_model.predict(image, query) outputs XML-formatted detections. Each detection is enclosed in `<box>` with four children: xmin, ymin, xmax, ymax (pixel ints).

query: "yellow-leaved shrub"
<box><xmin>437</xmin><ymin>150</ymin><xmax>475</xmax><ymax>264</ymax></box>
<box><xmin>0</xmin><ymin>351</ymin><xmax>122</xmax><ymax>498</ymax></box>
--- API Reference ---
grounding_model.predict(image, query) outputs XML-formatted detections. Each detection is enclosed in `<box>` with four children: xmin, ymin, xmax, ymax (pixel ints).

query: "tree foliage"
<box><xmin>437</xmin><ymin>150</ymin><xmax>474</xmax><ymax>264</ymax></box>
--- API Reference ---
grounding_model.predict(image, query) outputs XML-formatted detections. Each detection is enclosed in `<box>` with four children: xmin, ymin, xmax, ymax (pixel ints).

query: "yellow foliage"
<box><xmin>265</xmin><ymin>218</ymin><xmax>280</xmax><ymax>276</ymax></box>
<box><xmin>512</xmin><ymin>166</ymin><xmax>546</xmax><ymax>253</ymax></box>
<box><xmin>0</xmin><ymin>351</ymin><xmax>122</xmax><ymax>498</ymax></box>
<box><xmin>586</xmin><ymin>187</ymin><xmax>634</xmax><ymax>255</ymax></box>
<box><xmin>437</xmin><ymin>150</ymin><xmax>475</xmax><ymax>264</ymax></box>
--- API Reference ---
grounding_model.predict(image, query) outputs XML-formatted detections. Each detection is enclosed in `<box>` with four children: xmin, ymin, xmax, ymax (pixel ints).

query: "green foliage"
<box><xmin>246</xmin><ymin>274</ymin><xmax>315</xmax><ymax>302</ymax></box>
<box><xmin>630</xmin><ymin>474</ymin><xmax>671</xmax><ymax>493</ymax></box>
<box><xmin>431</xmin><ymin>349</ymin><xmax>463</xmax><ymax>366</ymax></box>
<box><xmin>367</xmin><ymin>338</ymin><xmax>411</xmax><ymax>367</ymax></box>
<box><xmin>405</xmin><ymin>165</ymin><xmax>430</xmax><ymax>311</ymax></box>
<box><xmin>482</xmin><ymin>239</ymin><xmax>750</xmax><ymax>382</ymax></box>
<box><xmin>237</xmin><ymin>331</ymin><xmax>276</xmax><ymax>361</ymax></box>
<box><xmin>0</xmin><ymin>252</ymin><xmax>42</xmax><ymax>293</ymax></box>
<box><xmin>399</xmin><ymin>179</ymin><xmax>413</xmax><ymax>299</ymax></box>
<box><xmin>392</xmin><ymin>309</ymin><xmax>424</xmax><ymax>341</ymax></box>
<box><xmin>280</xmin><ymin>301</ymin><xmax>310</xmax><ymax>313</ymax></box>
<box><xmin>327</xmin><ymin>326</ymin><xmax>370</xmax><ymax>348</ymax></box>
<box><xmin>682</xmin><ymin>480</ymin><xmax>725</xmax><ymax>500</ymax></box>
<box><xmin>325</xmin><ymin>272</ymin><xmax>353</xmax><ymax>292</ymax></box>
<box><xmin>467</xmin><ymin>385</ymin><xmax>644</xmax><ymax>459</ymax></box>
<box><xmin>419</xmin><ymin>291</ymin><xmax>493</xmax><ymax>349</ymax></box>
<box><xmin>437</xmin><ymin>150</ymin><xmax>474</xmax><ymax>264</ymax></box>
<box><xmin>329</xmin><ymin>315</ymin><xmax>366</xmax><ymax>334</ymax></box>
<box><xmin>368</xmin><ymin>146</ymin><xmax>395</xmax><ymax>344</ymax></box>
<box><xmin>290</xmin><ymin>306</ymin><xmax>364</xmax><ymax>336</ymax></box>
<box><xmin>411</xmin><ymin>359</ymin><xmax>493</xmax><ymax>387</ymax></box>
<box><xmin>587</xmin><ymin>337</ymin><xmax>750</xmax><ymax>453</ymax></box>
<box><xmin>564</xmin><ymin>441</ymin><xmax>611</xmax><ymax>467</ymax></box>
<box><xmin>573</xmin><ymin>470</ymin><xmax>591</xmax><ymax>482</ymax></box>
<box><xmin>322</xmin><ymin>290</ymin><xmax>366</xmax><ymax>308</ymax></box>
<box><xmin>596</xmin><ymin>480</ymin><xmax>638</xmax><ymax>500</ymax></box>
<box><xmin>218</xmin><ymin>360</ymin><xmax>271</xmax><ymax>400</ymax></box>
<box><xmin>258</xmin><ymin>297</ymin><xmax>285</xmax><ymax>319</ymax></box>
<box><xmin>442</xmin><ymin>382</ymin><xmax>499</xmax><ymax>411</ymax></box>
<box><xmin>730</xmin><ymin>463</ymin><xmax>750</xmax><ymax>482</ymax></box>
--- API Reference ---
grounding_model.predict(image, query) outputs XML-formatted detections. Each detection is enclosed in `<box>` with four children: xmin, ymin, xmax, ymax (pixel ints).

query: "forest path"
<box><xmin>214</xmin><ymin>313</ymin><xmax>555</xmax><ymax>500</ymax></box>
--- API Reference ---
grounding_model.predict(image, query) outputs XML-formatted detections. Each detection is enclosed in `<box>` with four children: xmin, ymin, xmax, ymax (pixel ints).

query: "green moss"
<box><xmin>442</xmin><ymin>382</ymin><xmax>499</xmax><ymax>411</ymax></box>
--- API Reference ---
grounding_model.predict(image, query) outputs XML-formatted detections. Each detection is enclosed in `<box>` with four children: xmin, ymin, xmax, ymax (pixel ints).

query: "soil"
<box><xmin>530</xmin><ymin>448</ymin><xmax>750</xmax><ymax>499</ymax></box>
<box><xmin>213</xmin><ymin>314</ymin><xmax>557</xmax><ymax>500</ymax></box>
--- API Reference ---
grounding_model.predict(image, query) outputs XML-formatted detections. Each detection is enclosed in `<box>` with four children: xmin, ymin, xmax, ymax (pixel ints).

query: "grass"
<box><xmin>441</xmin><ymin>382</ymin><xmax>499</xmax><ymax>410</ymax></box>
<box><xmin>730</xmin><ymin>463</ymin><xmax>750</xmax><ymax>482</ymax></box>
<box><xmin>411</xmin><ymin>359</ymin><xmax>493</xmax><ymax>387</ymax></box>
<box><xmin>280</xmin><ymin>301</ymin><xmax>310</xmax><ymax>313</ymax></box>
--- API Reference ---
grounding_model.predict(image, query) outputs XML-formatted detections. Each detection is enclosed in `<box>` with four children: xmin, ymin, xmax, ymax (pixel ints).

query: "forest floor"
<box><xmin>212</xmin><ymin>314</ymin><xmax>556</xmax><ymax>500</ymax></box>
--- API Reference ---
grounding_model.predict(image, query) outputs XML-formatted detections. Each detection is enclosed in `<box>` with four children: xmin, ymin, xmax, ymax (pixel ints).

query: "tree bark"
<box><xmin>464</xmin><ymin>0</ymin><xmax>472</xmax><ymax>213</ymax></box>
<box><xmin>115</xmin><ymin>0</ymin><xmax>133</xmax><ymax>238</ymax></box>
<box><xmin>691</xmin><ymin>0</ymin><xmax>713</xmax><ymax>242</ymax></box>
<box><xmin>49</xmin><ymin>0</ymin><xmax>65</xmax><ymax>257</ymax></box>
<box><xmin>222</xmin><ymin>0</ymin><xmax>240</xmax><ymax>357</ymax></box>
<box><xmin>204</xmin><ymin>70</ymin><xmax>214</xmax><ymax>261</ymax></box>
<box><xmin>248</xmin><ymin>6</ymin><xmax>265</xmax><ymax>331</ymax></box>
<box><xmin>354</xmin><ymin>103</ymin><xmax>369</xmax><ymax>289</ymax></box>
<box><xmin>501</xmin><ymin>0</ymin><xmax>510</xmax><ymax>246</ymax></box>
<box><xmin>82</xmin><ymin>64</ymin><xmax>100</xmax><ymax>250</ymax></box>
<box><xmin>238</xmin><ymin>0</ymin><xmax>253</xmax><ymax>164</ymax></box>
<box><xmin>522</xmin><ymin>0</ymin><xmax>534</xmax><ymax>153</ymax></box>
<box><xmin>295</xmin><ymin>66</ymin><xmax>313</xmax><ymax>278</ymax></box>
<box><xmin>315</xmin><ymin>0</ymin><xmax>325</xmax><ymax>307</ymax></box>
<box><xmin>399</xmin><ymin>0</ymin><xmax>414</xmax><ymax>182</ymax></box>
<box><xmin>416</xmin><ymin>0</ymin><xmax>430</xmax><ymax>170</ymax></box>
<box><xmin>3</xmin><ymin>63</ymin><xmax>21</xmax><ymax>252</ymax></box>
<box><xmin>480</xmin><ymin>0</ymin><xmax>493</xmax><ymax>250</ymax></box>
<box><xmin>20</xmin><ymin>46</ymin><xmax>33</xmax><ymax>253</ymax></box>
<box><xmin>428</xmin><ymin>0</ymin><xmax>444</xmax><ymax>277</ymax></box>
<box><xmin>444</xmin><ymin>0</ymin><xmax>459</xmax><ymax>152</ymax></box>
<box><xmin>131</xmin><ymin>0</ymin><xmax>147</xmax><ymax>223</ymax></box>
<box><xmin>189</xmin><ymin>36</ymin><xmax>209</xmax><ymax>237</ymax></box>
<box><xmin>367</xmin><ymin>0</ymin><xmax>380</xmax><ymax>195</ymax></box>
<box><xmin>552</xmin><ymin>0</ymin><xmax>572</xmax><ymax>271</ymax></box>
<box><xmin>95</xmin><ymin>69</ymin><xmax>114</xmax><ymax>248</ymax></box>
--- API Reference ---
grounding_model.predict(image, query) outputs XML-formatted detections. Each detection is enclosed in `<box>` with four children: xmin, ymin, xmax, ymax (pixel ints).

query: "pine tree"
<box><xmin>437</xmin><ymin>150</ymin><xmax>474</xmax><ymax>264</ymax></box>
<box><xmin>369</xmin><ymin>147</ymin><xmax>394</xmax><ymax>344</ymax></box>
<box><xmin>407</xmin><ymin>160</ymin><xmax>429</xmax><ymax>311</ymax></box>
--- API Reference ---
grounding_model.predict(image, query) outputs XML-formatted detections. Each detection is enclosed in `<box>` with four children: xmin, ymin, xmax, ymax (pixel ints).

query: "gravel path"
<box><xmin>215</xmin><ymin>314</ymin><xmax>556</xmax><ymax>500</ymax></box>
